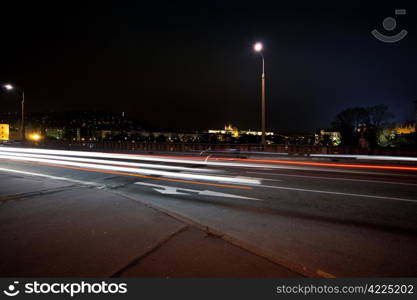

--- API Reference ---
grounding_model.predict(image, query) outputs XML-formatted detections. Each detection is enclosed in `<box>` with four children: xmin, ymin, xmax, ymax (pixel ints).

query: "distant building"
<box><xmin>378</xmin><ymin>121</ymin><xmax>416</xmax><ymax>147</ymax></box>
<box><xmin>208</xmin><ymin>124</ymin><xmax>240</xmax><ymax>137</ymax></box>
<box><xmin>0</xmin><ymin>124</ymin><xmax>9</xmax><ymax>141</ymax></box>
<box><xmin>3</xmin><ymin>111</ymin><xmax>146</xmax><ymax>142</ymax></box>
<box><xmin>315</xmin><ymin>130</ymin><xmax>341</xmax><ymax>146</ymax></box>
<box><xmin>208</xmin><ymin>124</ymin><xmax>274</xmax><ymax>139</ymax></box>
<box><xmin>393</xmin><ymin>121</ymin><xmax>416</xmax><ymax>135</ymax></box>
<box><xmin>381</xmin><ymin>121</ymin><xmax>416</xmax><ymax>138</ymax></box>
<box><xmin>240</xmin><ymin>129</ymin><xmax>274</xmax><ymax>136</ymax></box>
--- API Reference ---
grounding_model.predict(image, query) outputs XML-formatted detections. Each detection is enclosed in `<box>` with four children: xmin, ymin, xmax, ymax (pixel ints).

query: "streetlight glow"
<box><xmin>29</xmin><ymin>133</ymin><xmax>41</xmax><ymax>141</ymax></box>
<box><xmin>254</xmin><ymin>42</ymin><xmax>263</xmax><ymax>52</ymax></box>
<box><xmin>252</xmin><ymin>42</ymin><xmax>266</xmax><ymax>145</ymax></box>
<box><xmin>2</xmin><ymin>83</ymin><xmax>25</xmax><ymax>141</ymax></box>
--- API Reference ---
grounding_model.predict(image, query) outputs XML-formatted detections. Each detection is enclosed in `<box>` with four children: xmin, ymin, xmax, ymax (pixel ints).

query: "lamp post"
<box><xmin>3</xmin><ymin>84</ymin><xmax>25</xmax><ymax>141</ymax></box>
<box><xmin>254</xmin><ymin>42</ymin><xmax>266</xmax><ymax>146</ymax></box>
<box><xmin>414</xmin><ymin>100</ymin><xmax>417</xmax><ymax>129</ymax></box>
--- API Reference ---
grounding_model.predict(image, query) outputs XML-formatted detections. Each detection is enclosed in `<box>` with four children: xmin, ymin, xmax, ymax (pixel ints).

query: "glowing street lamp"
<box><xmin>253</xmin><ymin>42</ymin><xmax>266</xmax><ymax>146</ymax></box>
<box><xmin>4</xmin><ymin>84</ymin><xmax>14</xmax><ymax>91</ymax></box>
<box><xmin>254</xmin><ymin>42</ymin><xmax>263</xmax><ymax>52</ymax></box>
<box><xmin>29</xmin><ymin>133</ymin><xmax>41</xmax><ymax>142</ymax></box>
<box><xmin>2</xmin><ymin>84</ymin><xmax>25</xmax><ymax>141</ymax></box>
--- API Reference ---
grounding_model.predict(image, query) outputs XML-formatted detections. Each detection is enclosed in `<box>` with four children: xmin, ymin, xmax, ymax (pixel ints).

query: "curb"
<box><xmin>112</xmin><ymin>189</ymin><xmax>333</xmax><ymax>278</ymax></box>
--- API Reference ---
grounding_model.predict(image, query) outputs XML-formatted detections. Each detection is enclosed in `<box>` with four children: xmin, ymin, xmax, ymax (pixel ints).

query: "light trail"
<box><xmin>310</xmin><ymin>154</ymin><xmax>417</xmax><ymax>162</ymax></box>
<box><xmin>247</xmin><ymin>171</ymin><xmax>417</xmax><ymax>186</ymax></box>
<box><xmin>205</xmin><ymin>157</ymin><xmax>417</xmax><ymax>171</ymax></box>
<box><xmin>0</xmin><ymin>153</ymin><xmax>261</xmax><ymax>185</ymax></box>
<box><xmin>0</xmin><ymin>159</ymin><xmax>253</xmax><ymax>189</ymax></box>
<box><xmin>1</xmin><ymin>147</ymin><xmax>416</xmax><ymax>171</ymax></box>
<box><xmin>0</xmin><ymin>151</ymin><xmax>217</xmax><ymax>173</ymax></box>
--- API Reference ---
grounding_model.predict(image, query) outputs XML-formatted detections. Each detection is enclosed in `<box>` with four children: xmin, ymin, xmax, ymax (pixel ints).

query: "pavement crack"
<box><xmin>108</xmin><ymin>189</ymin><xmax>307</xmax><ymax>277</ymax></box>
<box><xmin>110</xmin><ymin>225</ymin><xmax>189</xmax><ymax>278</ymax></box>
<box><xmin>0</xmin><ymin>185</ymin><xmax>81</xmax><ymax>202</ymax></box>
<box><xmin>105</xmin><ymin>183</ymin><xmax>133</xmax><ymax>190</ymax></box>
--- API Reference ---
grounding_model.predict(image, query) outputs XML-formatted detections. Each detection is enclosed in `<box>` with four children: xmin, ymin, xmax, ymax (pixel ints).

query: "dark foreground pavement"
<box><xmin>0</xmin><ymin>173</ymin><xmax>298</xmax><ymax>277</ymax></box>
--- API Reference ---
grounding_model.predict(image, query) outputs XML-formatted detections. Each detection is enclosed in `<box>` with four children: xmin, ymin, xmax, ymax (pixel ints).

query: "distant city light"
<box><xmin>29</xmin><ymin>133</ymin><xmax>41</xmax><ymax>141</ymax></box>
<box><xmin>4</xmin><ymin>84</ymin><xmax>14</xmax><ymax>90</ymax></box>
<box><xmin>254</xmin><ymin>42</ymin><xmax>263</xmax><ymax>52</ymax></box>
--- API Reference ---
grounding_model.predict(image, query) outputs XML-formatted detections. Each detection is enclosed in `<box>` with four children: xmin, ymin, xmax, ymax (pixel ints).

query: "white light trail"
<box><xmin>310</xmin><ymin>154</ymin><xmax>417</xmax><ymax>162</ymax></box>
<box><xmin>0</xmin><ymin>151</ymin><xmax>216</xmax><ymax>173</ymax></box>
<box><xmin>0</xmin><ymin>147</ymin><xmax>307</xmax><ymax>170</ymax></box>
<box><xmin>247</xmin><ymin>171</ymin><xmax>417</xmax><ymax>186</ymax></box>
<box><xmin>0</xmin><ymin>153</ymin><xmax>261</xmax><ymax>185</ymax></box>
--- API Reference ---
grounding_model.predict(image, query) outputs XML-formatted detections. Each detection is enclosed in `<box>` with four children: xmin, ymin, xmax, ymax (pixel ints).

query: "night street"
<box><xmin>1</xmin><ymin>2</ymin><xmax>417</xmax><ymax>299</ymax></box>
<box><xmin>1</xmin><ymin>146</ymin><xmax>416</xmax><ymax>278</ymax></box>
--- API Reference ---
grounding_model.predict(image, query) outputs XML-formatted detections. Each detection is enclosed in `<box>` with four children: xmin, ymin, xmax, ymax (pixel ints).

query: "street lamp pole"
<box><xmin>261</xmin><ymin>54</ymin><xmax>266</xmax><ymax>146</ymax></box>
<box><xmin>254</xmin><ymin>42</ymin><xmax>266</xmax><ymax>146</ymax></box>
<box><xmin>21</xmin><ymin>90</ymin><xmax>25</xmax><ymax>141</ymax></box>
<box><xmin>3</xmin><ymin>84</ymin><xmax>25</xmax><ymax>141</ymax></box>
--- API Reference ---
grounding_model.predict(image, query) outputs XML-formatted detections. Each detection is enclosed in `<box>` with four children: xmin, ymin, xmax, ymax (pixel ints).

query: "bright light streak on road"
<box><xmin>310</xmin><ymin>154</ymin><xmax>417</xmax><ymax>162</ymax></box>
<box><xmin>0</xmin><ymin>151</ymin><xmax>218</xmax><ymax>173</ymax></box>
<box><xmin>0</xmin><ymin>147</ymin><xmax>301</xmax><ymax>169</ymax></box>
<box><xmin>1</xmin><ymin>147</ymin><xmax>417</xmax><ymax>171</ymax></box>
<box><xmin>0</xmin><ymin>153</ymin><xmax>261</xmax><ymax>185</ymax></box>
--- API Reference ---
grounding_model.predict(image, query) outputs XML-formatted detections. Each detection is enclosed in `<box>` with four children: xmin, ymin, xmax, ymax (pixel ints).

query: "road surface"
<box><xmin>0</xmin><ymin>146</ymin><xmax>416</xmax><ymax>277</ymax></box>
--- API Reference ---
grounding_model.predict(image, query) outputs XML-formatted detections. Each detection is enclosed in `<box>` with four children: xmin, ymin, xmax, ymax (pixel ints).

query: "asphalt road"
<box><xmin>1</xmin><ymin>146</ymin><xmax>417</xmax><ymax>277</ymax></box>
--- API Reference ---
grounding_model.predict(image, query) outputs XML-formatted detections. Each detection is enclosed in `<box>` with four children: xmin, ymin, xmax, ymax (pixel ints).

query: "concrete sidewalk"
<box><xmin>0</xmin><ymin>172</ymin><xmax>299</xmax><ymax>277</ymax></box>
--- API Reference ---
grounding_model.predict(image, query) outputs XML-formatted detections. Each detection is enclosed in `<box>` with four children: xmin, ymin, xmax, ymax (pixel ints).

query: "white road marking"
<box><xmin>0</xmin><ymin>167</ymin><xmax>103</xmax><ymax>187</ymax></box>
<box><xmin>134</xmin><ymin>182</ymin><xmax>261</xmax><ymax>201</ymax></box>
<box><xmin>247</xmin><ymin>171</ymin><xmax>417</xmax><ymax>186</ymax></box>
<box><xmin>257</xmin><ymin>184</ymin><xmax>417</xmax><ymax>203</ymax></box>
<box><xmin>153</xmin><ymin>186</ymin><xmax>190</xmax><ymax>195</ymax></box>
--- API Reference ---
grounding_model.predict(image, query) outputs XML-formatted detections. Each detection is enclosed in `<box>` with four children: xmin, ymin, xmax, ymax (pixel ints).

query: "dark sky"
<box><xmin>1</xmin><ymin>1</ymin><xmax>416</xmax><ymax>133</ymax></box>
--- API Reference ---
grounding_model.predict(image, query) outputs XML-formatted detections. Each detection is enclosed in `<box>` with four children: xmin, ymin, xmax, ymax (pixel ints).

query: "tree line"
<box><xmin>331</xmin><ymin>104</ymin><xmax>416</xmax><ymax>149</ymax></box>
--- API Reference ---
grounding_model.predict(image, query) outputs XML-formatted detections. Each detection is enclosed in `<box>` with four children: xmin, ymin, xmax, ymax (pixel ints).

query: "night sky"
<box><xmin>1</xmin><ymin>1</ymin><xmax>416</xmax><ymax>133</ymax></box>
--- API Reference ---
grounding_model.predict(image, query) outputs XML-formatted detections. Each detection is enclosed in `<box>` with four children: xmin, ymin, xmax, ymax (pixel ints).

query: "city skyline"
<box><xmin>1</xmin><ymin>2</ymin><xmax>415</xmax><ymax>133</ymax></box>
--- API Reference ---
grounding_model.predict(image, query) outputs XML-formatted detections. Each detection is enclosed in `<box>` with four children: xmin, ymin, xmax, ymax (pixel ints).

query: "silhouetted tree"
<box><xmin>331</xmin><ymin>105</ymin><xmax>393</xmax><ymax>146</ymax></box>
<box><xmin>365</xmin><ymin>105</ymin><xmax>394</xmax><ymax>148</ymax></box>
<box><xmin>331</xmin><ymin>107</ymin><xmax>368</xmax><ymax>146</ymax></box>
